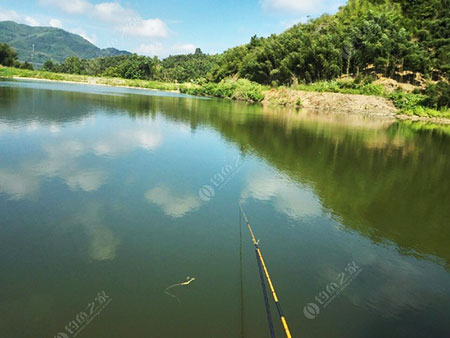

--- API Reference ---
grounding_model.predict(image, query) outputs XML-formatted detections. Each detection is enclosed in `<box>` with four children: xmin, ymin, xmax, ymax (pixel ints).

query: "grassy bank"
<box><xmin>1</xmin><ymin>66</ymin><xmax>449</xmax><ymax>119</ymax></box>
<box><xmin>0</xmin><ymin>66</ymin><xmax>182</xmax><ymax>91</ymax></box>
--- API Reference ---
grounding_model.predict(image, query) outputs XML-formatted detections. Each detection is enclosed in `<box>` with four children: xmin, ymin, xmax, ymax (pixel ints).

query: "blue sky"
<box><xmin>0</xmin><ymin>0</ymin><xmax>345</xmax><ymax>57</ymax></box>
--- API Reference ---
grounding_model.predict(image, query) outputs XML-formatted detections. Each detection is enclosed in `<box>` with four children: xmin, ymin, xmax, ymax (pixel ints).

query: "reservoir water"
<box><xmin>0</xmin><ymin>79</ymin><xmax>449</xmax><ymax>337</ymax></box>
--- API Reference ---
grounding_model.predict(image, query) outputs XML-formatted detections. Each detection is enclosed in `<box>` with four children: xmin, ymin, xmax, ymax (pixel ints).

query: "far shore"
<box><xmin>2</xmin><ymin>68</ymin><xmax>449</xmax><ymax>125</ymax></box>
<box><xmin>10</xmin><ymin>75</ymin><xmax>181</xmax><ymax>93</ymax></box>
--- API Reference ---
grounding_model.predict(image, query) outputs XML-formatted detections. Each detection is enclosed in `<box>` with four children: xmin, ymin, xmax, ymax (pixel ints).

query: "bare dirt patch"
<box><xmin>263</xmin><ymin>88</ymin><xmax>398</xmax><ymax>117</ymax></box>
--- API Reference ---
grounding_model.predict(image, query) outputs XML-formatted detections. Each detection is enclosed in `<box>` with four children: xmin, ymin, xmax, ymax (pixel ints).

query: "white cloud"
<box><xmin>0</xmin><ymin>8</ymin><xmax>20</xmax><ymax>21</ymax></box>
<box><xmin>40</xmin><ymin>0</ymin><xmax>91</xmax><ymax>14</ymax></box>
<box><xmin>92</xmin><ymin>2</ymin><xmax>168</xmax><ymax>38</ymax></box>
<box><xmin>25</xmin><ymin>16</ymin><xmax>40</xmax><ymax>26</ymax></box>
<box><xmin>70</xmin><ymin>28</ymin><xmax>97</xmax><ymax>44</ymax></box>
<box><xmin>262</xmin><ymin>0</ymin><xmax>344</xmax><ymax>15</ymax></box>
<box><xmin>262</xmin><ymin>0</ymin><xmax>317</xmax><ymax>12</ymax></box>
<box><xmin>49</xmin><ymin>18</ymin><xmax>62</xmax><ymax>28</ymax></box>
<box><xmin>0</xmin><ymin>7</ymin><xmax>40</xmax><ymax>27</ymax></box>
<box><xmin>120</xmin><ymin>18</ymin><xmax>168</xmax><ymax>38</ymax></box>
<box><xmin>136</xmin><ymin>43</ymin><xmax>196</xmax><ymax>58</ymax></box>
<box><xmin>281</xmin><ymin>17</ymin><xmax>309</xmax><ymax>28</ymax></box>
<box><xmin>145</xmin><ymin>186</ymin><xmax>202</xmax><ymax>218</ymax></box>
<box><xmin>93</xmin><ymin>2</ymin><xmax>135</xmax><ymax>23</ymax></box>
<box><xmin>172</xmin><ymin>43</ymin><xmax>196</xmax><ymax>54</ymax></box>
<box><xmin>41</xmin><ymin>0</ymin><xmax>169</xmax><ymax>38</ymax></box>
<box><xmin>135</xmin><ymin>43</ymin><xmax>164</xmax><ymax>57</ymax></box>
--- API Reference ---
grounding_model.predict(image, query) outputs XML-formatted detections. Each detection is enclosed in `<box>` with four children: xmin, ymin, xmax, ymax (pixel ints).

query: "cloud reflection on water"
<box><xmin>0</xmin><ymin>122</ymin><xmax>163</xmax><ymax>199</ymax></box>
<box><xmin>241</xmin><ymin>171</ymin><xmax>322</xmax><ymax>220</ymax></box>
<box><xmin>145</xmin><ymin>185</ymin><xmax>202</xmax><ymax>218</ymax></box>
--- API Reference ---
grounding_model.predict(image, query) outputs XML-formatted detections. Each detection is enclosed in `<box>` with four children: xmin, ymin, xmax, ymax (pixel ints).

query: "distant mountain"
<box><xmin>0</xmin><ymin>21</ymin><xmax>130</xmax><ymax>67</ymax></box>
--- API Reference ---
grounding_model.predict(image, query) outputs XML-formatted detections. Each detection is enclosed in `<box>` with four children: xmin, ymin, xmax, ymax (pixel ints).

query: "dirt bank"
<box><xmin>262</xmin><ymin>88</ymin><xmax>450</xmax><ymax>124</ymax></box>
<box><xmin>263</xmin><ymin>88</ymin><xmax>397</xmax><ymax>116</ymax></box>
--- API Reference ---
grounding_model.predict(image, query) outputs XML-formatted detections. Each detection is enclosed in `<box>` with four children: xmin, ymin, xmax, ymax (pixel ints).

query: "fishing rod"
<box><xmin>240</xmin><ymin>206</ymin><xmax>275</xmax><ymax>338</ymax></box>
<box><xmin>239</xmin><ymin>204</ymin><xmax>292</xmax><ymax>338</ymax></box>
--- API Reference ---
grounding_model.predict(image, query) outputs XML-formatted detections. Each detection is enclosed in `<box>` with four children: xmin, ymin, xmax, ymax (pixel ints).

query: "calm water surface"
<box><xmin>0</xmin><ymin>79</ymin><xmax>449</xmax><ymax>338</ymax></box>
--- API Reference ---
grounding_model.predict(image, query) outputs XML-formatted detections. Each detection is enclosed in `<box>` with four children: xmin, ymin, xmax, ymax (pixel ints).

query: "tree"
<box><xmin>0</xmin><ymin>43</ymin><xmax>18</xmax><ymax>67</ymax></box>
<box><xmin>19</xmin><ymin>61</ymin><xmax>33</xmax><ymax>70</ymax></box>
<box><xmin>61</xmin><ymin>56</ymin><xmax>84</xmax><ymax>74</ymax></box>
<box><xmin>43</xmin><ymin>60</ymin><xmax>55</xmax><ymax>71</ymax></box>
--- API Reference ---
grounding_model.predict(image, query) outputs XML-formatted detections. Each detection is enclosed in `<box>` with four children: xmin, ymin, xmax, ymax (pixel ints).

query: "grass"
<box><xmin>388</xmin><ymin>91</ymin><xmax>450</xmax><ymax>119</ymax></box>
<box><xmin>294</xmin><ymin>79</ymin><xmax>386</xmax><ymax>96</ymax></box>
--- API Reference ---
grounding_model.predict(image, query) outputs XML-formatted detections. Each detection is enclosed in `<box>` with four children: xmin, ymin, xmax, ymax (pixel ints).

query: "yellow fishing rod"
<box><xmin>239</xmin><ymin>205</ymin><xmax>292</xmax><ymax>338</ymax></box>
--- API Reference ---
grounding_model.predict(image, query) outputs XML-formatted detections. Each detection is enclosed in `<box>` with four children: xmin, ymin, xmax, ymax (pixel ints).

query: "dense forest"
<box><xmin>211</xmin><ymin>0</ymin><xmax>449</xmax><ymax>85</ymax></box>
<box><xmin>41</xmin><ymin>47</ymin><xmax>219</xmax><ymax>83</ymax></box>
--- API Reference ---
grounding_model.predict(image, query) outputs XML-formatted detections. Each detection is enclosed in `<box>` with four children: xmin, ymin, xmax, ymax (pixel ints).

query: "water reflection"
<box><xmin>1</xmin><ymin>79</ymin><xmax>450</xmax><ymax>337</ymax></box>
<box><xmin>147</xmin><ymin>97</ymin><xmax>450</xmax><ymax>268</ymax></box>
<box><xmin>92</xmin><ymin>129</ymin><xmax>162</xmax><ymax>157</ymax></box>
<box><xmin>145</xmin><ymin>186</ymin><xmax>202</xmax><ymax>218</ymax></box>
<box><xmin>77</xmin><ymin>204</ymin><xmax>120</xmax><ymax>261</ymax></box>
<box><xmin>241</xmin><ymin>170</ymin><xmax>322</xmax><ymax>220</ymax></box>
<box><xmin>36</xmin><ymin>141</ymin><xmax>108</xmax><ymax>192</ymax></box>
<box><xmin>0</xmin><ymin>168</ymin><xmax>39</xmax><ymax>199</ymax></box>
<box><xmin>1</xmin><ymin>80</ymin><xmax>449</xmax><ymax>267</ymax></box>
<box><xmin>0</xmin><ymin>121</ymin><xmax>163</xmax><ymax>200</ymax></box>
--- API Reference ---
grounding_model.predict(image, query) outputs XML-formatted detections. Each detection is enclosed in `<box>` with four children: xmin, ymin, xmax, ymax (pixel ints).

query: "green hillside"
<box><xmin>0</xmin><ymin>21</ymin><xmax>130</xmax><ymax>67</ymax></box>
<box><xmin>211</xmin><ymin>0</ymin><xmax>449</xmax><ymax>85</ymax></box>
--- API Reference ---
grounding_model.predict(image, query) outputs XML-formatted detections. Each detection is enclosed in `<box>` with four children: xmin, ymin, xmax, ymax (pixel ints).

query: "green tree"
<box><xmin>0</xmin><ymin>43</ymin><xmax>18</xmax><ymax>67</ymax></box>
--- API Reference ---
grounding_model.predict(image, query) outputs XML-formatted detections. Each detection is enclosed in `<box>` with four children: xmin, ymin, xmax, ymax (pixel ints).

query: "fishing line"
<box><xmin>239</xmin><ymin>207</ymin><xmax>245</xmax><ymax>338</ymax></box>
<box><xmin>164</xmin><ymin>276</ymin><xmax>196</xmax><ymax>304</ymax></box>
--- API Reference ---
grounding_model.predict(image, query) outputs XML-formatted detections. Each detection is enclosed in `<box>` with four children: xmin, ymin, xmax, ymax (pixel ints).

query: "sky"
<box><xmin>0</xmin><ymin>0</ymin><xmax>345</xmax><ymax>58</ymax></box>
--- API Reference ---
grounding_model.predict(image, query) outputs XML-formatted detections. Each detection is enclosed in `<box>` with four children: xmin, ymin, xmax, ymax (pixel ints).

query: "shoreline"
<box><xmin>2</xmin><ymin>71</ymin><xmax>450</xmax><ymax>125</ymax></box>
<box><xmin>9</xmin><ymin>75</ymin><xmax>181</xmax><ymax>93</ymax></box>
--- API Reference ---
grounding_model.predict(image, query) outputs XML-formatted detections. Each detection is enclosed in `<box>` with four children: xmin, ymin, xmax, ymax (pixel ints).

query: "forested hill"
<box><xmin>0</xmin><ymin>21</ymin><xmax>130</xmax><ymax>66</ymax></box>
<box><xmin>210</xmin><ymin>0</ymin><xmax>449</xmax><ymax>85</ymax></box>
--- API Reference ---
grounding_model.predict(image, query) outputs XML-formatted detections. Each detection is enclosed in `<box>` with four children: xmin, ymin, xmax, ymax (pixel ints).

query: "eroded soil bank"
<box><xmin>263</xmin><ymin>88</ymin><xmax>450</xmax><ymax>124</ymax></box>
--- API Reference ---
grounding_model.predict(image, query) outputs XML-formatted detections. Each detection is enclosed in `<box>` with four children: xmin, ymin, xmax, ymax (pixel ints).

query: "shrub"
<box><xmin>389</xmin><ymin>90</ymin><xmax>426</xmax><ymax>110</ymax></box>
<box><xmin>423</xmin><ymin>81</ymin><xmax>450</xmax><ymax>109</ymax></box>
<box><xmin>180</xmin><ymin>78</ymin><xmax>264</xmax><ymax>102</ymax></box>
